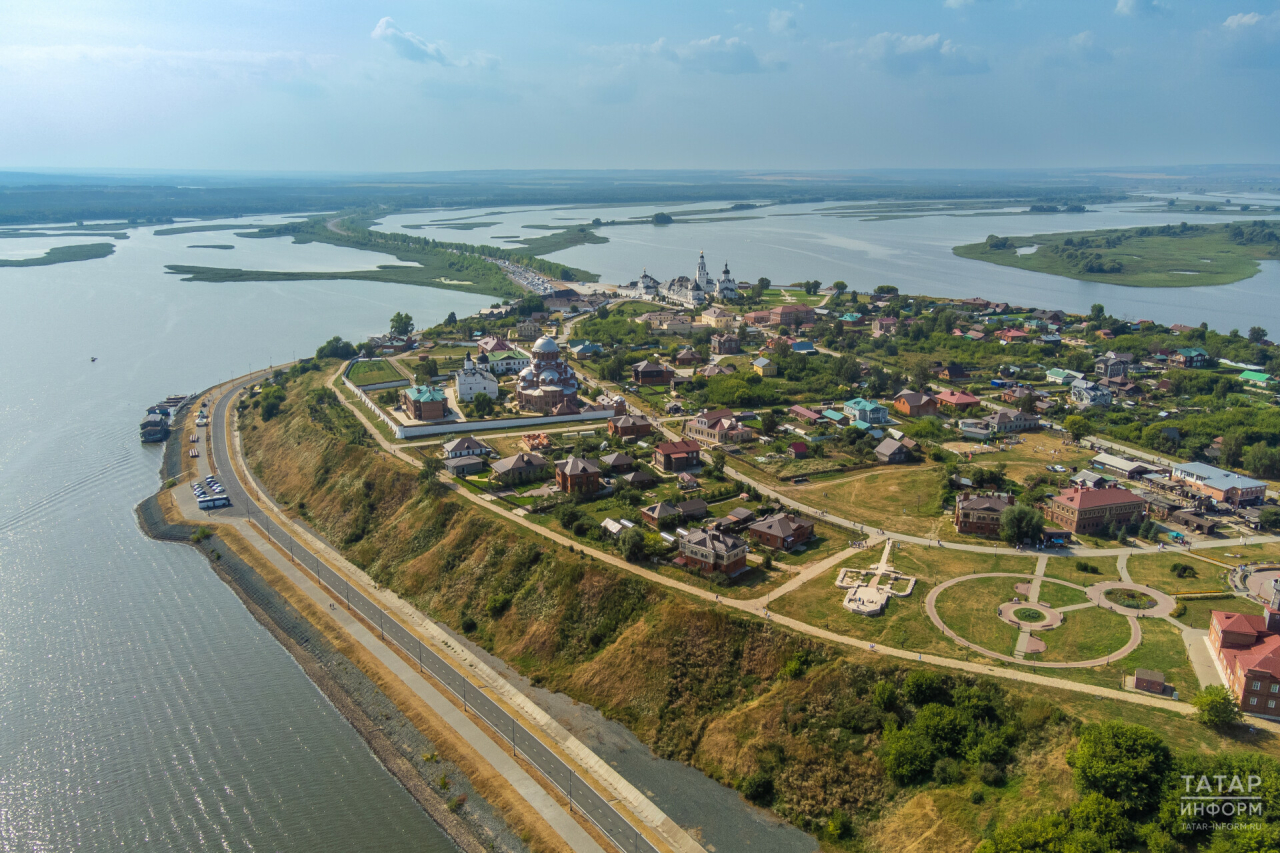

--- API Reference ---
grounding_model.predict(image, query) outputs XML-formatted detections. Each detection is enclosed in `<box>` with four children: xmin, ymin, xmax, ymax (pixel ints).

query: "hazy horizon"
<box><xmin>3</xmin><ymin>1</ymin><xmax>1278</xmax><ymax>173</ymax></box>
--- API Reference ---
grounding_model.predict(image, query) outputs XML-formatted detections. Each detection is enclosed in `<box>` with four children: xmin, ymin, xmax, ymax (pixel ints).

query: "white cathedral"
<box><xmin>631</xmin><ymin>251</ymin><xmax>738</xmax><ymax>307</ymax></box>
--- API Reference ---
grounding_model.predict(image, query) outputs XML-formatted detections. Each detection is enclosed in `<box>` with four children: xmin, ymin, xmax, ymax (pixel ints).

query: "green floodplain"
<box><xmin>164</xmin><ymin>214</ymin><xmax>598</xmax><ymax>298</ymax></box>
<box><xmin>954</xmin><ymin>219</ymin><xmax>1280</xmax><ymax>287</ymax></box>
<box><xmin>0</xmin><ymin>242</ymin><xmax>116</xmax><ymax>267</ymax></box>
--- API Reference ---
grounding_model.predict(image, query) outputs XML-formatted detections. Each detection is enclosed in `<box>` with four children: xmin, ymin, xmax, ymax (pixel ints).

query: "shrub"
<box><xmin>881</xmin><ymin>726</ymin><xmax>935</xmax><ymax>784</ymax></box>
<box><xmin>486</xmin><ymin>593</ymin><xmax>513</xmax><ymax>618</ymax></box>
<box><xmin>1192</xmin><ymin>685</ymin><xmax>1244</xmax><ymax>730</ymax></box>
<box><xmin>190</xmin><ymin>526</ymin><xmax>213</xmax><ymax>544</ymax></box>
<box><xmin>977</xmin><ymin>762</ymin><xmax>1006</xmax><ymax>787</ymax></box>
<box><xmin>460</xmin><ymin>616</ymin><xmax>477</xmax><ymax>633</ymax></box>
<box><xmin>447</xmin><ymin>794</ymin><xmax>467</xmax><ymax>812</ymax></box>
<box><xmin>969</xmin><ymin>789</ymin><xmax>985</xmax><ymax>804</ymax></box>
<box><xmin>933</xmin><ymin>757</ymin><xmax>962</xmax><ymax>785</ymax></box>
<box><xmin>1076</xmin><ymin>560</ymin><xmax>1099</xmax><ymax>574</ymax></box>
<box><xmin>825</xmin><ymin>810</ymin><xmax>852</xmax><ymax>840</ymax></box>
<box><xmin>1070</xmin><ymin>721</ymin><xmax>1172</xmax><ymax>813</ymax></box>
<box><xmin>739</xmin><ymin>772</ymin><xmax>775</xmax><ymax>804</ymax></box>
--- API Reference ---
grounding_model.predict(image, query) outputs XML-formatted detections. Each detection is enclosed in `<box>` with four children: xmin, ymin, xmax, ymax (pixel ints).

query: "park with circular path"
<box><xmin>925</xmin><ymin>573</ymin><xmax>1175</xmax><ymax>667</ymax></box>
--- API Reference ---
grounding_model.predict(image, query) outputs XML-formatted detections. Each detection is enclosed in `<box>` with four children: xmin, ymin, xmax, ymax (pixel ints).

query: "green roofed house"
<box><xmin>843</xmin><ymin>398</ymin><xmax>890</xmax><ymax>424</ymax></box>
<box><xmin>822</xmin><ymin>409</ymin><xmax>850</xmax><ymax>426</ymax></box>
<box><xmin>1173</xmin><ymin>347</ymin><xmax>1210</xmax><ymax>369</ymax></box>
<box><xmin>1240</xmin><ymin>371</ymin><xmax>1274</xmax><ymax>388</ymax></box>
<box><xmin>400</xmin><ymin>384</ymin><xmax>448</xmax><ymax>421</ymax></box>
<box><xmin>1045</xmin><ymin>367</ymin><xmax>1084</xmax><ymax>385</ymax></box>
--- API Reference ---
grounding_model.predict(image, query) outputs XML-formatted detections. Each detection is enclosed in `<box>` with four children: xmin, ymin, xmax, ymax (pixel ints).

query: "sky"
<box><xmin>1</xmin><ymin>0</ymin><xmax>1278</xmax><ymax>173</ymax></box>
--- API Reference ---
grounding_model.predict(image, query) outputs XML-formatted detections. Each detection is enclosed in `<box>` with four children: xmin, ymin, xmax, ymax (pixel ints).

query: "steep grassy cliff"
<box><xmin>238</xmin><ymin>365</ymin><xmax>1275</xmax><ymax>852</ymax></box>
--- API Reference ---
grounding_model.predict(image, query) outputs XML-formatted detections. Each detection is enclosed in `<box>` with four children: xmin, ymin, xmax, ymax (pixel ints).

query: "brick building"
<box><xmin>747</xmin><ymin>513</ymin><xmax>814</xmax><ymax>551</ymax></box>
<box><xmin>555</xmin><ymin>456</ymin><xmax>601</xmax><ymax>494</ymax></box>
<box><xmin>607</xmin><ymin>414</ymin><xmax>654</xmax><ymax>438</ymax></box>
<box><xmin>1209</xmin><ymin>585</ymin><xmax>1280</xmax><ymax>718</ymax></box>
<box><xmin>1043</xmin><ymin>487</ymin><xmax>1146</xmax><ymax>535</ymax></box>
<box><xmin>954</xmin><ymin>494</ymin><xmax>1010</xmax><ymax>537</ymax></box>
<box><xmin>678</xmin><ymin>529</ymin><xmax>749</xmax><ymax>578</ymax></box>
<box><xmin>654</xmin><ymin>440</ymin><xmax>702</xmax><ymax>472</ymax></box>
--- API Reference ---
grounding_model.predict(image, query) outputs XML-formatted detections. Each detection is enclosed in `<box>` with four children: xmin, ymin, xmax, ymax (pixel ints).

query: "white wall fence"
<box><xmin>395</xmin><ymin>408</ymin><xmax>614</xmax><ymax>439</ymax></box>
<box><xmin>342</xmin><ymin>375</ymin><xmax>405</xmax><ymax>435</ymax></box>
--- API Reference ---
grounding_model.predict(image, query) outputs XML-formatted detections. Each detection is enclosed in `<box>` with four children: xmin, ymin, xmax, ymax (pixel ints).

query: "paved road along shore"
<box><xmin>205</xmin><ymin>375</ymin><xmax>659</xmax><ymax>853</ymax></box>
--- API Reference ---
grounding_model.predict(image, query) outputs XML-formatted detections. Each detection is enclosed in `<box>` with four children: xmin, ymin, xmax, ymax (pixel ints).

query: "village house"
<box><xmin>892</xmin><ymin>390</ymin><xmax>939</xmax><ymax>418</ymax></box>
<box><xmin>641</xmin><ymin>501</ymin><xmax>680</xmax><ymax>528</ymax></box>
<box><xmin>442</xmin><ymin>436</ymin><xmax>488</xmax><ymax>458</ymax></box>
<box><xmin>1209</xmin><ymin>584</ymin><xmax>1280</xmax><ymax>718</ymax></box>
<box><xmin>698</xmin><ymin>363</ymin><xmax>736</xmax><ymax>378</ymax></box>
<box><xmin>599</xmin><ymin>452</ymin><xmax>635</xmax><ymax>472</ymax></box>
<box><xmin>1043</xmin><ymin>487</ymin><xmax>1147</xmax><ymax>535</ymax></box>
<box><xmin>1095</xmin><ymin>354</ymin><xmax>1132</xmax><ymax>379</ymax></box>
<box><xmin>984</xmin><ymin>409</ymin><xmax>1040</xmax><ymax>434</ymax></box>
<box><xmin>555</xmin><ymin>456</ymin><xmax>601</xmax><ymax>494</ymax></box>
<box><xmin>752</xmin><ymin>357</ymin><xmax>777</xmax><ymax>377</ymax></box>
<box><xmin>678</xmin><ymin>498</ymin><xmax>709</xmax><ymax>520</ymax></box>
<box><xmin>747</xmin><ymin>513</ymin><xmax>815</xmax><ymax>550</ymax></box>
<box><xmin>631</xmin><ymin>360</ymin><xmax>675</xmax><ymax>386</ymax></box>
<box><xmin>871</xmin><ymin>317</ymin><xmax>898</xmax><ymax>337</ymax></box>
<box><xmin>400</xmin><ymin>385</ymin><xmax>448</xmax><ymax>421</ymax></box>
<box><xmin>875</xmin><ymin>438</ymin><xmax>912</xmax><ymax>464</ymax></box>
<box><xmin>678</xmin><ymin>528</ymin><xmax>750</xmax><ymax>578</ymax></box>
<box><xmin>1070</xmin><ymin>379</ymin><xmax>1113</xmax><ymax>409</ymax></box>
<box><xmin>654</xmin><ymin>439</ymin><xmax>703</xmax><ymax>472</ymax></box>
<box><xmin>476</xmin><ymin>335</ymin><xmax>513</xmax><ymax>355</ymax></box>
<box><xmin>954</xmin><ymin>493</ymin><xmax>1011</xmax><ymax>537</ymax></box>
<box><xmin>843</xmin><ymin>398</ymin><xmax>891</xmax><ymax>425</ymax></box>
<box><xmin>684</xmin><ymin>409</ymin><xmax>755</xmax><ymax>445</ymax></box>
<box><xmin>510</xmin><ymin>318</ymin><xmax>542</xmax><ymax>341</ymax></box>
<box><xmin>935</xmin><ymin>389</ymin><xmax>981</xmax><ymax>411</ymax></box>
<box><xmin>443</xmin><ymin>455</ymin><xmax>486</xmax><ymax>476</ymax></box>
<box><xmin>490</xmin><ymin>452</ymin><xmax>551</xmax><ymax>485</ymax></box>
<box><xmin>933</xmin><ymin>363</ymin><xmax>968</xmax><ymax>382</ymax></box>
<box><xmin>607</xmin><ymin>414</ymin><xmax>654</xmax><ymax>439</ymax></box>
<box><xmin>700</xmin><ymin>306</ymin><xmax>738</xmax><ymax>329</ymax></box>
<box><xmin>673</xmin><ymin>348</ymin><xmax>700</xmax><ymax>366</ymax></box>
<box><xmin>710</xmin><ymin>332</ymin><xmax>740</xmax><ymax>355</ymax></box>
<box><xmin>1173</xmin><ymin>347</ymin><xmax>1211</xmax><ymax>369</ymax></box>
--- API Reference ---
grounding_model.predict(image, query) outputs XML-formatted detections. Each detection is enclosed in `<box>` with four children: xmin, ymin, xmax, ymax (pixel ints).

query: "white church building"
<box><xmin>634</xmin><ymin>252</ymin><xmax>739</xmax><ymax>307</ymax></box>
<box><xmin>454</xmin><ymin>352</ymin><xmax>500</xmax><ymax>402</ymax></box>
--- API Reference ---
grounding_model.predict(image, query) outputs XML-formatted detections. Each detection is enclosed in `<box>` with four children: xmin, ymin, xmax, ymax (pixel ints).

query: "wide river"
<box><xmin>1</xmin><ymin>196</ymin><xmax>1276</xmax><ymax>851</ymax></box>
<box><xmin>0</xmin><ymin>219</ymin><xmax>488</xmax><ymax>851</ymax></box>
<box><xmin>370</xmin><ymin>196</ymin><xmax>1280</xmax><ymax>334</ymax></box>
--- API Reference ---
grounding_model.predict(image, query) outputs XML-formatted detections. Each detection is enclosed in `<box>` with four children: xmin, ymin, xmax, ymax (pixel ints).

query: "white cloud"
<box><xmin>1115</xmin><ymin>0</ymin><xmax>1167</xmax><ymax>15</ymax></box>
<box><xmin>593</xmin><ymin>34</ymin><xmax>778</xmax><ymax>74</ymax></box>
<box><xmin>1224</xmin><ymin>12</ymin><xmax>1264</xmax><ymax>28</ymax></box>
<box><xmin>944</xmin><ymin>0</ymin><xmax>974</xmax><ymax>8</ymax></box>
<box><xmin>857</xmin><ymin>32</ymin><xmax>986</xmax><ymax>75</ymax></box>
<box><xmin>1069</xmin><ymin>31</ymin><xmax>1095</xmax><ymax>50</ymax></box>
<box><xmin>370</xmin><ymin>18</ymin><xmax>497</xmax><ymax>69</ymax></box>
<box><xmin>769</xmin><ymin>9</ymin><xmax>796</xmax><ymax>34</ymax></box>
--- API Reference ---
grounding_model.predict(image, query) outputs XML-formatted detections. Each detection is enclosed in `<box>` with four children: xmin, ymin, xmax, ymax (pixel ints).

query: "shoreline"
<box><xmin>134</xmin><ymin>395</ymin><xmax>517</xmax><ymax>853</ymax></box>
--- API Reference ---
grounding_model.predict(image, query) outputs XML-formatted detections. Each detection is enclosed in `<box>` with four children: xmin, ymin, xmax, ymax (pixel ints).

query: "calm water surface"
<box><xmin>0</xmin><ymin>222</ymin><xmax>488</xmax><ymax>851</ymax></box>
<box><xmin>372</xmin><ymin>200</ymin><xmax>1280</xmax><ymax>333</ymax></box>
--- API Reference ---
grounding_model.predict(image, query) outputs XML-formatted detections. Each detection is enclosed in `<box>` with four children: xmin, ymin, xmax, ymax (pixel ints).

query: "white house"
<box><xmin>1070</xmin><ymin>378</ymin><xmax>1113</xmax><ymax>408</ymax></box>
<box><xmin>455</xmin><ymin>353</ymin><xmax>499</xmax><ymax>402</ymax></box>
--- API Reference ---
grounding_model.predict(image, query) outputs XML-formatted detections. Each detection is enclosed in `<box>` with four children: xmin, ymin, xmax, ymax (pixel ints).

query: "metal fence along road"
<box><xmin>209</xmin><ymin>375</ymin><xmax>657</xmax><ymax>853</ymax></box>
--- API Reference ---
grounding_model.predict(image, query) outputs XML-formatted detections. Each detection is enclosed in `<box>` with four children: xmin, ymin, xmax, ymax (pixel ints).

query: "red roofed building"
<box><xmin>1210</xmin><ymin>586</ymin><xmax>1280</xmax><ymax>717</ymax></box>
<box><xmin>935</xmin><ymin>389</ymin><xmax>981</xmax><ymax>411</ymax></box>
<box><xmin>1043</xmin><ymin>486</ymin><xmax>1147</xmax><ymax>535</ymax></box>
<box><xmin>995</xmin><ymin>328</ymin><xmax>1029</xmax><ymax>344</ymax></box>
<box><xmin>654</xmin><ymin>439</ymin><xmax>703</xmax><ymax>472</ymax></box>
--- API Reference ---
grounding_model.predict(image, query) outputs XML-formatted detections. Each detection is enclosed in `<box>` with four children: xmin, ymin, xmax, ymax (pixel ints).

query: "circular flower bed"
<box><xmin>1013</xmin><ymin>607</ymin><xmax>1046</xmax><ymax>622</ymax></box>
<box><xmin>1104</xmin><ymin>588</ymin><xmax>1157</xmax><ymax>610</ymax></box>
